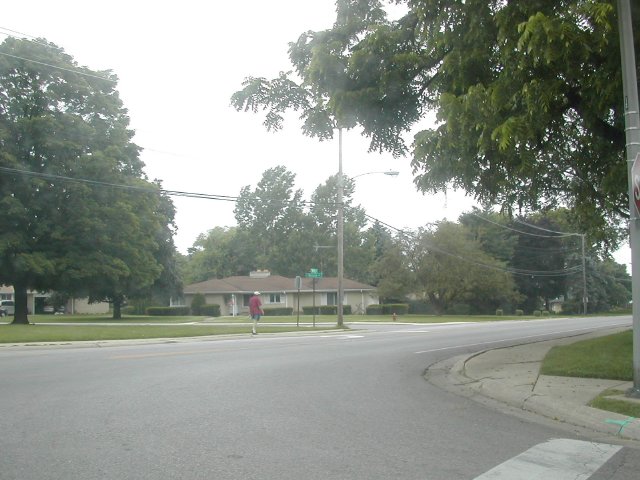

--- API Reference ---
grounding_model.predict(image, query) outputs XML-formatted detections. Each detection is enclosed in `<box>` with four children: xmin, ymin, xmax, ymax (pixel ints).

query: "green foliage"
<box><xmin>233</xmin><ymin>0</ymin><xmax>640</xmax><ymax>249</ymax></box>
<box><xmin>381</xmin><ymin>303</ymin><xmax>409</xmax><ymax>315</ymax></box>
<box><xmin>263</xmin><ymin>307</ymin><xmax>294</xmax><ymax>316</ymax></box>
<box><xmin>366</xmin><ymin>304</ymin><xmax>383</xmax><ymax>315</ymax></box>
<box><xmin>146</xmin><ymin>306</ymin><xmax>191</xmax><ymax>316</ymax></box>
<box><xmin>0</xmin><ymin>37</ymin><xmax>179</xmax><ymax>323</ymax></box>
<box><xmin>413</xmin><ymin>222</ymin><xmax>523</xmax><ymax>314</ymax></box>
<box><xmin>302</xmin><ymin>305</ymin><xmax>352</xmax><ymax>315</ymax></box>
<box><xmin>190</xmin><ymin>293</ymin><xmax>206</xmax><ymax>315</ymax></box>
<box><xmin>516</xmin><ymin>309</ymin><xmax>524</xmax><ymax>316</ymax></box>
<box><xmin>448</xmin><ymin>304</ymin><xmax>471</xmax><ymax>316</ymax></box>
<box><xmin>496</xmin><ymin>309</ymin><xmax>504</xmax><ymax>316</ymax></box>
<box><xmin>199</xmin><ymin>304</ymin><xmax>221</xmax><ymax>317</ymax></box>
<box><xmin>533</xmin><ymin>310</ymin><xmax>542</xmax><ymax>317</ymax></box>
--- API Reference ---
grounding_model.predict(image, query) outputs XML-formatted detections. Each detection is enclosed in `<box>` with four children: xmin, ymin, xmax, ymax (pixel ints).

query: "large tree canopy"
<box><xmin>0</xmin><ymin>37</ymin><xmax>178</xmax><ymax>322</ymax></box>
<box><xmin>232</xmin><ymin>0</ymin><xmax>640</xmax><ymax>250</ymax></box>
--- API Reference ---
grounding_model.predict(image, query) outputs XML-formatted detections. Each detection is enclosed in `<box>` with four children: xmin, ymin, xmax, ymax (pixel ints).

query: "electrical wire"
<box><xmin>0</xmin><ymin>166</ymin><xmax>589</xmax><ymax>278</ymax></box>
<box><xmin>0</xmin><ymin>26</ymin><xmax>117</xmax><ymax>83</ymax></box>
<box><xmin>361</xmin><ymin>213</ymin><xmax>584</xmax><ymax>278</ymax></box>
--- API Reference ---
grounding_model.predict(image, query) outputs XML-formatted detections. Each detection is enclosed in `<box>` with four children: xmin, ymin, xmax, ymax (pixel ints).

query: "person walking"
<box><xmin>249</xmin><ymin>291</ymin><xmax>263</xmax><ymax>335</ymax></box>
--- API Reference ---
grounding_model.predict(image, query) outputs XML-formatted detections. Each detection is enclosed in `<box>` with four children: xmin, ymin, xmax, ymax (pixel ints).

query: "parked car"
<box><xmin>0</xmin><ymin>300</ymin><xmax>15</xmax><ymax>317</ymax></box>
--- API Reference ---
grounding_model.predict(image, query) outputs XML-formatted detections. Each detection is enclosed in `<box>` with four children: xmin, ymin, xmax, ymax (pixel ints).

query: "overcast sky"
<box><xmin>1</xmin><ymin>1</ymin><xmax>630</xmax><ymax>269</ymax></box>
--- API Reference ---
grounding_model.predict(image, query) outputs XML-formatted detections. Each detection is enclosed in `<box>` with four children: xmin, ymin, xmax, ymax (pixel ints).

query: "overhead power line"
<box><xmin>0</xmin><ymin>26</ymin><xmax>116</xmax><ymax>83</ymax></box>
<box><xmin>361</xmin><ymin>213</ymin><xmax>583</xmax><ymax>278</ymax></box>
<box><xmin>1</xmin><ymin>166</ymin><xmax>587</xmax><ymax>279</ymax></box>
<box><xmin>469</xmin><ymin>211</ymin><xmax>578</xmax><ymax>238</ymax></box>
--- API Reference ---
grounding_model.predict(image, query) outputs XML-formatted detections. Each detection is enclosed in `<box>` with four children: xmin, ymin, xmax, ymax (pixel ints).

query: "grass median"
<box><xmin>540</xmin><ymin>330</ymin><xmax>638</xmax><ymax>417</ymax></box>
<box><xmin>0</xmin><ymin>322</ymin><xmax>341</xmax><ymax>343</ymax></box>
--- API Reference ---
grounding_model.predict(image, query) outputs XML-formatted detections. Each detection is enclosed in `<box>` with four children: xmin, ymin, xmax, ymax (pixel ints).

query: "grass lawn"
<box><xmin>540</xmin><ymin>330</ymin><xmax>633</xmax><ymax>381</ymax></box>
<box><xmin>540</xmin><ymin>330</ymin><xmax>637</xmax><ymax>417</ymax></box>
<box><xmin>0</xmin><ymin>312</ymin><xmax>627</xmax><ymax>344</ymax></box>
<box><xmin>0</xmin><ymin>324</ymin><xmax>340</xmax><ymax>343</ymax></box>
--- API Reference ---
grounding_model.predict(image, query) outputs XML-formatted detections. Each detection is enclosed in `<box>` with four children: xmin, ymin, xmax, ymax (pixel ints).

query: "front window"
<box><xmin>269</xmin><ymin>293</ymin><xmax>282</xmax><ymax>304</ymax></box>
<box><xmin>326</xmin><ymin>292</ymin><xmax>337</xmax><ymax>306</ymax></box>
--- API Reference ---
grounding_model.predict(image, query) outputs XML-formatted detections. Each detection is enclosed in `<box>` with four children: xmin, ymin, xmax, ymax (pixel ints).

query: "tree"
<box><xmin>184</xmin><ymin>227</ymin><xmax>249</xmax><ymax>283</ymax></box>
<box><xmin>232</xmin><ymin>0</ymin><xmax>640</xmax><ymax>250</ymax></box>
<box><xmin>413</xmin><ymin>222</ymin><xmax>522</xmax><ymax>314</ymax></box>
<box><xmin>0</xmin><ymin>37</ymin><xmax>177</xmax><ymax>322</ymax></box>
<box><xmin>234</xmin><ymin>166</ymin><xmax>315</xmax><ymax>276</ymax></box>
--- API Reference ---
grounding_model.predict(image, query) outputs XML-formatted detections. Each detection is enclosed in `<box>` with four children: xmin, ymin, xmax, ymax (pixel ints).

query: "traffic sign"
<box><xmin>633</xmin><ymin>153</ymin><xmax>640</xmax><ymax>216</ymax></box>
<box><xmin>305</xmin><ymin>268</ymin><xmax>323</xmax><ymax>278</ymax></box>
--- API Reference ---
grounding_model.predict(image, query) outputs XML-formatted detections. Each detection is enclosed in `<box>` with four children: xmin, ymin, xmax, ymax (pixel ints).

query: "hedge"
<box><xmin>263</xmin><ymin>307</ymin><xmax>293</xmax><ymax>316</ymax></box>
<box><xmin>199</xmin><ymin>304</ymin><xmax>221</xmax><ymax>317</ymax></box>
<box><xmin>146</xmin><ymin>306</ymin><xmax>191</xmax><ymax>316</ymax></box>
<box><xmin>302</xmin><ymin>305</ymin><xmax>352</xmax><ymax>315</ymax></box>
<box><xmin>366</xmin><ymin>304</ymin><xmax>409</xmax><ymax>315</ymax></box>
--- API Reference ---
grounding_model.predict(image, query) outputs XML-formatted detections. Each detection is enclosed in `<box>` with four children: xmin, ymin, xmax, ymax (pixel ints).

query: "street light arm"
<box><xmin>350</xmin><ymin>170</ymin><xmax>400</xmax><ymax>179</ymax></box>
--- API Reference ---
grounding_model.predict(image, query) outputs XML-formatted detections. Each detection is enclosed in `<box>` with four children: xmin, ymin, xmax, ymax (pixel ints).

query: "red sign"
<box><xmin>634</xmin><ymin>153</ymin><xmax>640</xmax><ymax>216</ymax></box>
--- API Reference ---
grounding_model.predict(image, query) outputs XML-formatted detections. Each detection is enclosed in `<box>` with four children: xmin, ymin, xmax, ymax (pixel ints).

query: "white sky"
<box><xmin>1</xmin><ymin>0</ymin><xmax>631</xmax><ymax>269</ymax></box>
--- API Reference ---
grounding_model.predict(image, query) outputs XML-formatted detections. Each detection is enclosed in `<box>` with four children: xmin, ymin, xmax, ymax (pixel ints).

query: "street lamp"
<box><xmin>336</xmin><ymin>128</ymin><xmax>399</xmax><ymax>327</ymax></box>
<box><xmin>351</xmin><ymin>170</ymin><xmax>400</xmax><ymax>179</ymax></box>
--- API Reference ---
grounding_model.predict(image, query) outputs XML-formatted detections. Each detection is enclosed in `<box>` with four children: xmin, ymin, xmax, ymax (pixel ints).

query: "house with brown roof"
<box><xmin>182</xmin><ymin>270</ymin><xmax>379</xmax><ymax>316</ymax></box>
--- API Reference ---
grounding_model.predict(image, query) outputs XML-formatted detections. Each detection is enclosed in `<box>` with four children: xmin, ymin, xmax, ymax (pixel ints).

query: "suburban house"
<box><xmin>181</xmin><ymin>270</ymin><xmax>379</xmax><ymax>316</ymax></box>
<box><xmin>0</xmin><ymin>285</ymin><xmax>109</xmax><ymax>315</ymax></box>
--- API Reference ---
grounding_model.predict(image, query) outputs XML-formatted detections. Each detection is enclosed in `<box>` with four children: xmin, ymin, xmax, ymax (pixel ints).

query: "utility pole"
<box><xmin>581</xmin><ymin>234</ymin><xmax>588</xmax><ymax>315</ymax></box>
<box><xmin>617</xmin><ymin>0</ymin><xmax>640</xmax><ymax>397</ymax></box>
<box><xmin>337</xmin><ymin>127</ymin><xmax>344</xmax><ymax>328</ymax></box>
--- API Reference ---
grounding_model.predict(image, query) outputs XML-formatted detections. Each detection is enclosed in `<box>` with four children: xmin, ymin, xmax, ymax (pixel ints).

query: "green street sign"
<box><xmin>305</xmin><ymin>268</ymin><xmax>323</xmax><ymax>278</ymax></box>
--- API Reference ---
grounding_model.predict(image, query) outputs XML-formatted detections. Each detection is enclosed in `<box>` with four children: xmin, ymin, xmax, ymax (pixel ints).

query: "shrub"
<box><xmin>366</xmin><ymin>304</ymin><xmax>383</xmax><ymax>315</ymax></box>
<box><xmin>146</xmin><ymin>306</ymin><xmax>191</xmax><ymax>316</ymax></box>
<box><xmin>263</xmin><ymin>307</ymin><xmax>293</xmax><ymax>316</ymax></box>
<box><xmin>199</xmin><ymin>304</ymin><xmax>220</xmax><ymax>317</ymax></box>
<box><xmin>496</xmin><ymin>309</ymin><xmax>503</xmax><ymax>316</ymax></box>
<box><xmin>121</xmin><ymin>306</ymin><xmax>137</xmax><ymax>315</ymax></box>
<box><xmin>407</xmin><ymin>300</ymin><xmax>436</xmax><ymax>314</ymax></box>
<box><xmin>515</xmin><ymin>309</ymin><xmax>524</xmax><ymax>316</ymax></box>
<box><xmin>542</xmin><ymin>310</ymin><xmax>551</xmax><ymax>316</ymax></box>
<box><xmin>449</xmin><ymin>303</ymin><xmax>471</xmax><ymax>315</ymax></box>
<box><xmin>382</xmin><ymin>304</ymin><xmax>409</xmax><ymax>315</ymax></box>
<box><xmin>533</xmin><ymin>310</ymin><xmax>542</xmax><ymax>317</ymax></box>
<box><xmin>190</xmin><ymin>293</ymin><xmax>206</xmax><ymax>315</ymax></box>
<box><xmin>302</xmin><ymin>305</ymin><xmax>352</xmax><ymax>315</ymax></box>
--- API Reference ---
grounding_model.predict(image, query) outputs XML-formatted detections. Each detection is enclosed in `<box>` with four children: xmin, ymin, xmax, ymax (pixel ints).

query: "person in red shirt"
<box><xmin>249</xmin><ymin>291</ymin><xmax>263</xmax><ymax>335</ymax></box>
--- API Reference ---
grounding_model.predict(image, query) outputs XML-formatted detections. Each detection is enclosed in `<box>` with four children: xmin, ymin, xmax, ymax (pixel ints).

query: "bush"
<box><xmin>199</xmin><ymin>304</ymin><xmax>220</xmax><ymax>317</ymax></box>
<box><xmin>146</xmin><ymin>306</ymin><xmax>191</xmax><ymax>316</ymax></box>
<box><xmin>302</xmin><ymin>305</ymin><xmax>352</xmax><ymax>315</ymax></box>
<box><xmin>533</xmin><ymin>310</ymin><xmax>542</xmax><ymax>317</ymax></box>
<box><xmin>190</xmin><ymin>293</ymin><xmax>206</xmax><ymax>315</ymax></box>
<box><xmin>449</xmin><ymin>303</ymin><xmax>471</xmax><ymax>315</ymax></box>
<box><xmin>121</xmin><ymin>306</ymin><xmax>137</xmax><ymax>315</ymax></box>
<box><xmin>382</xmin><ymin>304</ymin><xmax>409</xmax><ymax>315</ymax></box>
<box><xmin>366</xmin><ymin>304</ymin><xmax>383</xmax><ymax>315</ymax></box>
<box><xmin>542</xmin><ymin>310</ymin><xmax>551</xmax><ymax>316</ymax></box>
<box><xmin>263</xmin><ymin>307</ymin><xmax>293</xmax><ymax>316</ymax></box>
<box><xmin>495</xmin><ymin>309</ymin><xmax>503</xmax><ymax>316</ymax></box>
<box><xmin>407</xmin><ymin>300</ymin><xmax>437</xmax><ymax>314</ymax></box>
<box><xmin>515</xmin><ymin>309</ymin><xmax>524</xmax><ymax>316</ymax></box>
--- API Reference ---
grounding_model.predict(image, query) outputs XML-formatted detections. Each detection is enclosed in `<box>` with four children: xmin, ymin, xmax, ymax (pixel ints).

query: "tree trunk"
<box><xmin>112</xmin><ymin>298</ymin><xmax>122</xmax><ymax>320</ymax></box>
<box><xmin>11</xmin><ymin>282</ymin><xmax>30</xmax><ymax>325</ymax></box>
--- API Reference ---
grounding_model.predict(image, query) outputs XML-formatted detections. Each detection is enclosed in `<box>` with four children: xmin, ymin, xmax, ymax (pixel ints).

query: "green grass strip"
<box><xmin>541</xmin><ymin>330</ymin><xmax>633</xmax><ymax>381</ymax></box>
<box><xmin>0</xmin><ymin>325</ymin><xmax>340</xmax><ymax>343</ymax></box>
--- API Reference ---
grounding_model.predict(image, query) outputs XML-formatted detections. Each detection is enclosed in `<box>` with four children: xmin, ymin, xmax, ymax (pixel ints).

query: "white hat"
<box><xmin>254</xmin><ymin>291</ymin><xmax>260</xmax><ymax>295</ymax></box>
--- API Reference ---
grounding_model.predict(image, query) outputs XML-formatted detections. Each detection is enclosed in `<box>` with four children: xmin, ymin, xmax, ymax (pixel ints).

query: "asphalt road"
<box><xmin>0</xmin><ymin>316</ymin><xmax>637</xmax><ymax>479</ymax></box>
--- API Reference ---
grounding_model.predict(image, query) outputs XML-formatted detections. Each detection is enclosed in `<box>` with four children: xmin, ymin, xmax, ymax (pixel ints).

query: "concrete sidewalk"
<box><xmin>425</xmin><ymin>330</ymin><xmax>640</xmax><ymax>442</ymax></box>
